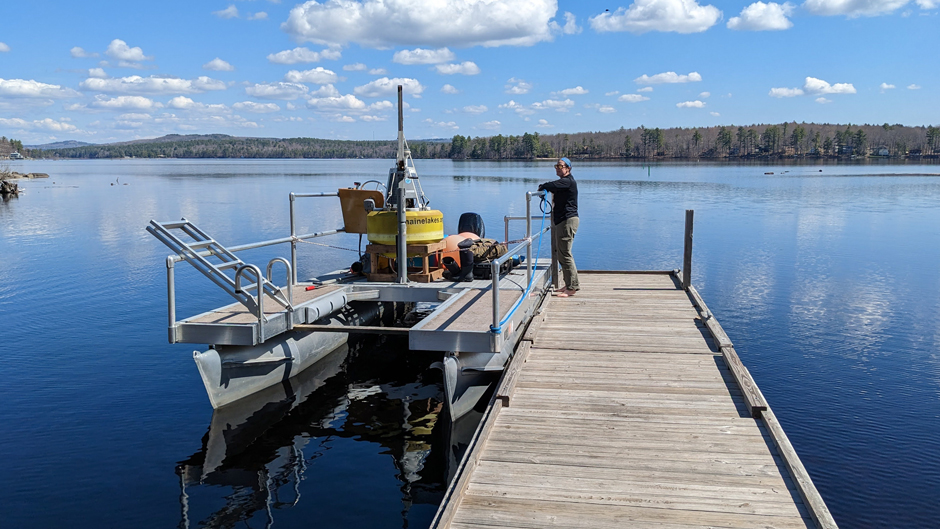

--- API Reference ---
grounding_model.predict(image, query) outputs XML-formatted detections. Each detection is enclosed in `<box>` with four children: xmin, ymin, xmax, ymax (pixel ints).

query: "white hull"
<box><xmin>194</xmin><ymin>303</ymin><xmax>383</xmax><ymax>409</ymax></box>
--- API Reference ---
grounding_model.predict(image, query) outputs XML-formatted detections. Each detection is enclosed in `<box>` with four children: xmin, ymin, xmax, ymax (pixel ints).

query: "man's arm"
<box><xmin>539</xmin><ymin>178</ymin><xmax>570</xmax><ymax>193</ymax></box>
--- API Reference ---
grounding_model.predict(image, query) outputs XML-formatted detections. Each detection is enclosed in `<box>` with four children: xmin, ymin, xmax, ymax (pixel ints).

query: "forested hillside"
<box><xmin>31</xmin><ymin>122</ymin><xmax>940</xmax><ymax>161</ymax></box>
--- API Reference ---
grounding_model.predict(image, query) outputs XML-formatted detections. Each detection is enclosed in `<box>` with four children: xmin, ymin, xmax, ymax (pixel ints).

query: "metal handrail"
<box><xmin>235</xmin><ymin>264</ymin><xmax>266</xmax><ymax>341</ymax></box>
<box><xmin>163</xmin><ymin>192</ymin><xmax>345</xmax><ymax>341</ymax></box>
<box><xmin>490</xmin><ymin>190</ymin><xmax>548</xmax><ymax>334</ymax></box>
<box><xmin>267</xmin><ymin>257</ymin><xmax>294</xmax><ymax>330</ymax></box>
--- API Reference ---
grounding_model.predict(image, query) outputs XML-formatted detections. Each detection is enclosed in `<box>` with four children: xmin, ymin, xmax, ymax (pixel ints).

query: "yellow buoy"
<box><xmin>367</xmin><ymin>210</ymin><xmax>445</xmax><ymax>246</ymax></box>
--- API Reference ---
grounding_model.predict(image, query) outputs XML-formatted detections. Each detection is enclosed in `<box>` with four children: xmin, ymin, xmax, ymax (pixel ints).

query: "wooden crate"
<box><xmin>365</xmin><ymin>241</ymin><xmax>447</xmax><ymax>282</ymax></box>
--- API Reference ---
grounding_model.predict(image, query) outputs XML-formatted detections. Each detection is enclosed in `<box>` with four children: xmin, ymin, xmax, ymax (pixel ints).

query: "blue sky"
<box><xmin>1</xmin><ymin>0</ymin><xmax>937</xmax><ymax>144</ymax></box>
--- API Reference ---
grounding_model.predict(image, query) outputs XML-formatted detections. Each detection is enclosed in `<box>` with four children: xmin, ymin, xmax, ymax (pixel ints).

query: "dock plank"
<box><xmin>432</xmin><ymin>272</ymin><xmax>831</xmax><ymax>529</ymax></box>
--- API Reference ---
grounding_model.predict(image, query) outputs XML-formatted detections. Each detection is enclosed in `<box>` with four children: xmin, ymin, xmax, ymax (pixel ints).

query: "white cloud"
<box><xmin>635</xmin><ymin>71</ymin><xmax>702</xmax><ymax>84</ymax></box>
<box><xmin>88</xmin><ymin>68</ymin><xmax>108</xmax><ymax>79</ymax></box>
<box><xmin>248</xmin><ymin>11</ymin><xmax>268</xmax><ymax>20</ymax></box>
<box><xmin>369</xmin><ymin>68</ymin><xmax>388</xmax><ymax>75</ymax></box>
<box><xmin>598</xmin><ymin>105</ymin><xmax>616</xmax><ymax>113</ymax></box>
<box><xmin>268</xmin><ymin>47</ymin><xmax>342</xmax><ymax>64</ymax></box>
<box><xmin>0</xmin><ymin>42</ymin><xmax>10</xmax><ymax>53</ymax></box>
<box><xmin>0</xmin><ymin>78</ymin><xmax>80</xmax><ymax>99</ymax></box>
<box><xmin>803</xmin><ymin>76</ymin><xmax>856</xmax><ymax>94</ymax></box>
<box><xmin>353</xmin><ymin>77</ymin><xmax>424</xmax><ymax>98</ymax></box>
<box><xmin>605</xmin><ymin>91</ymin><xmax>620</xmax><ymax>96</ymax></box>
<box><xmin>423</xmin><ymin>118</ymin><xmax>459</xmax><ymax>129</ymax></box>
<box><xmin>203</xmin><ymin>58</ymin><xmax>235</xmax><ymax>71</ymax></box>
<box><xmin>908</xmin><ymin>84</ymin><xmax>921</xmax><ymax>90</ymax></box>
<box><xmin>709</xmin><ymin>111</ymin><xmax>720</xmax><ymax>116</ymax></box>
<box><xmin>0</xmin><ymin>117</ymin><xmax>78</xmax><ymax>132</ymax></box>
<box><xmin>618</xmin><ymin>93</ymin><xmax>650</xmax><ymax>102</ymax></box>
<box><xmin>80</xmin><ymin>75</ymin><xmax>226</xmax><ymax>95</ymax></box>
<box><xmin>915</xmin><ymin>0</ymin><xmax>937</xmax><ymax>7</ymax></box>
<box><xmin>532</xmin><ymin>98</ymin><xmax>575</xmax><ymax>111</ymax></box>
<box><xmin>164</xmin><ymin>97</ymin><xmax>229</xmax><ymax>113</ymax></box>
<box><xmin>246</xmin><ymin>82</ymin><xmax>310</xmax><ymax>100</ymax></box>
<box><xmin>91</xmin><ymin>95</ymin><xmax>160</xmax><ymax>110</ymax></box>
<box><xmin>879</xmin><ymin>82</ymin><xmax>895</xmax><ymax>92</ymax></box>
<box><xmin>815</xmin><ymin>97</ymin><xmax>832</xmax><ymax>104</ymax></box>
<box><xmin>233</xmin><ymin>101</ymin><xmax>281</xmax><ymax>113</ymax></box>
<box><xmin>505</xmin><ymin>77</ymin><xmax>532</xmax><ymax>94</ymax></box>
<box><xmin>71</xmin><ymin>46</ymin><xmax>98</xmax><ymax>58</ymax></box>
<box><xmin>393</xmin><ymin>47</ymin><xmax>456</xmax><ymax>65</ymax></box>
<box><xmin>441</xmin><ymin>84</ymin><xmax>460</xmax><ymax>94</ymax></box>
<box><xmin>213</xmin><ymin>5</ymin><xmax>239</xmax><ymax>18</ymax></box>
<box><xmin>167</xmin><ymin>96</ymin><xmax>196</xmax><ymax>109</ymax></box>
<box><xmin>536</xmin><ymin>118</ymin><xmax>553</xmax><ymax>128</ymax></box>
<box><xmin>677</xmin><ymin>100</ymin><xmax>706</xmax><ymax>108</ymax></box>
<box><xmin>553</xmin><ymin>86</ymin><xmax>589</xmax><ymax>96</ymax></box>
<box><xmin>434</xmin><ymin>61</ymin><xmax>480</xmax><ymax>75</ymax></box>
<box><xmin>284</xmin><ymin>67</ymin><xmax>341</xmax><ymax>84</ymax></box>
<box><xmin>728</xmin><ymin>2</ymin><xmax>794</xmax><ymax>30</ymax></box>
<box><xmin>463</xmin><ymin>105</ymin><xmax>488</xmax><ymax>114</ymax></box>
<box><xmin>311</xmin><ymin>84</ymin><xmax>342</xmax><ymax>97</ymax></box>
<box><xmin>699</xmin><ymin>91</ymin><xmax>711</xmax><ymax>98</ymax></box>
<box><xmin>803</xmin><ymin>0</ymin><xmax>909</xmax><ymax>17</ymax></box>
<box><xmin>105</xmin><ymin>39</ymin><xmax>152</xmax><ymax>61</ymax></box>
<box><xmin>282</xmin><ymin>0</ymin><xmax>557</xmax><ymax>48</ymax></box>
<box><xmin>769</xmin><ymin>87</ymin><xmax>804</xmax><ymax>97</ymax></box>
<box><xmin>307</xmin><ymin>94</ymin><xmax>368</xmax><ymax>111</ymax></box>
<box><xmin>590</xmin><ymin>0</ymin><xmax>722</xmax><ymax>34</ymax></box>
<box><xmin>360</xmin><ymin>115</ymin><xmax>388</xmax><ymax>121</ymax></box>
<box><xmin>343</xmin><ymin>63</ymin><xmax>367</xmax><ymax>71</ymax></box>
<box><xmin>498</xmin><ymin>99</ymin><xmax>530</xmax><ymax>115</ymax></box>
<box><xmin>478</xmin><ymin>120</ymin><xmax>501</xmax><ymax>130</ymax></box>
<box><xmin>553</xmin><ymin>12</ymin><xmax>582</xmax><ymax>34</ymax></box>
<box><xmin>637</xmin><ymin>86</ymin><xmax>653</xmax><ymax>92</ymax></box>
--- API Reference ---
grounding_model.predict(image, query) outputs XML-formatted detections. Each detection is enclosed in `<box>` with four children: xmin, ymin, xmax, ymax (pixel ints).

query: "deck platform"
<box><xmin>173</xmin><ymin>260</ymin><xmax>551</xmax><ymax>354</ymax></box>
<box><xmin>433</xmin><ymin>271</ymin><xmax>836</xmax><ymax>529</ymax></box>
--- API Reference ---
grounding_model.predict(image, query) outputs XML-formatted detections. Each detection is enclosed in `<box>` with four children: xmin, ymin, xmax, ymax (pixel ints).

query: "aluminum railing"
<box><xmin>491</xmin><ymin>190</ymin><xmax>552</xmax><ymax>334</ymax></box>
<box><xmin>163</xmin><ymin>192</ymin><xmax>345</xmax><ymax>339</ymax></box>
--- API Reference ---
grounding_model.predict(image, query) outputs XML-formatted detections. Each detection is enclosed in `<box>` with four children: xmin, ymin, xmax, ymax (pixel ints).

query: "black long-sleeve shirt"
<box><xmin>539</xmin><ymin>174</ymin><xmax>578</xmax><ymax>225</ymax></box>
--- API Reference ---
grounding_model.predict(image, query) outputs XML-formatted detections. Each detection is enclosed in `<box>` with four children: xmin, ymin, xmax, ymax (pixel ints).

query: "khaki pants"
<box><xmin>553</xmin><ymin>216</ymin><xmax>579</xmax><ymax>291</ymax></box>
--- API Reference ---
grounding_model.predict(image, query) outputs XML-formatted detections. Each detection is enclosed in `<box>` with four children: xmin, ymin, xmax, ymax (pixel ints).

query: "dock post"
<box><xmin>683</xmin><ymin>209</ymin><xmax>693</xmax><ymax>290</ymax></box>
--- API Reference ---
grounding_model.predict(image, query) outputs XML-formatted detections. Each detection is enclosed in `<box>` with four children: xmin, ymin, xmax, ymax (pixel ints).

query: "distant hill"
<box><xmin>110</xmin><ymin>134</ymin><xmax>254</xmax><ymax>146</ymax></box>
<box><xmin>25</xmin><ymin>140</ymin><xmax>94</xmax><ymax>150</ymax></box>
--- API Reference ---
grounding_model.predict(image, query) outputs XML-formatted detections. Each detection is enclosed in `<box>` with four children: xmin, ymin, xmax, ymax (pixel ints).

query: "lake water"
<box><xmin>1</xmin><ymin>159</ymin><xmax>939</xmax><ymax>528</ymax></box>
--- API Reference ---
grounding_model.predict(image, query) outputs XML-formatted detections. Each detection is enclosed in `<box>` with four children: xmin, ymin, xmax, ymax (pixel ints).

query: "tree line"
<box><xmin>0</xmin><ymin>136</ymin><xmax>26</xmax><ymax>156</ymax></box>
<box><xmin>445</xmin><ymin>123</ymin><xmax>940</xmax><ymax>160</ymax></box>
<box><xmin>24</xmin><ymin>123</ymin><xmax>940</xmax><ymax>161</ymax></box>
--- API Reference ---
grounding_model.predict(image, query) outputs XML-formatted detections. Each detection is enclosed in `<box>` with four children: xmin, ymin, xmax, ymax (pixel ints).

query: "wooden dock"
<box><xmin>432</xmin><ymin>271</ymin><xmax>837</xmax><ymax>529</ymax></box>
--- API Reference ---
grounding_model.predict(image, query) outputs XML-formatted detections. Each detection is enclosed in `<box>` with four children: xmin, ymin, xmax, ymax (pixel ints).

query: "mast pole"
<box><xmin>396</xmin><ymin>85</ymin><xmax>408</xmax><ymax>283</ymax></box>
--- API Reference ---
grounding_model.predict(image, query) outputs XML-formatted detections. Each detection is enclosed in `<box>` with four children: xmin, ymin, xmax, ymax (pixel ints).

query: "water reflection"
<box><xmin>176</xmin><ymin>338</ymin><xmax>469</xmax><ymax>529</ymax></box>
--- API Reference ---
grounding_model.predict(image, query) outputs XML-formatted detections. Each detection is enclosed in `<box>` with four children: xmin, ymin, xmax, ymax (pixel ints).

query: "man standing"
<box><xmin>538</xmin><ymin>157</ymin><xmax>579</xmax><ymax>297</ymax></box>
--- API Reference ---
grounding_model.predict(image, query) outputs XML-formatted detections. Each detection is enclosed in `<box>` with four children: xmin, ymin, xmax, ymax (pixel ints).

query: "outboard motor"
<box><xmin>457</xmin><ymin>212</ymin><xmax>485</xmax><ymax>239</ymax></box>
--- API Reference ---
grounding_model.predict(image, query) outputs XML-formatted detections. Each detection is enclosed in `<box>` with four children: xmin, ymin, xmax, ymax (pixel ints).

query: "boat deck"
<box><xmin>173</xmin><ymin>261</ymin><xmax>552</xmax><ymax>354</ymax></box>
<box><xmin>433</xmin><ymin>271</ymin><xmax>836</xmax><ymax>529</ymax></box>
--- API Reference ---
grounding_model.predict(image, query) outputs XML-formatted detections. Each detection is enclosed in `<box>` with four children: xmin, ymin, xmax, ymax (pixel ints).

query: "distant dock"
<box><xmin>431</xmin><ymin>268</ymin><xmax>837</xmax><ymax>529</ymax></box>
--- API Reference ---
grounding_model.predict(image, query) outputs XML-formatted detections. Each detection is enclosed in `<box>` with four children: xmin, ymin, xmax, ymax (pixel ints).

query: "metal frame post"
<box><xmin>166</xmin><ymin>256</ymin><xmax>177</xmax><ymax>343</ymax></box>
<box><xmin>504</xmin><ymin>216</ymin><xmax>510</xmax><ymax>244</ymax></box>
<box><xmin>683</xmin><ymin>209</ymin><xmax>694</xmax><ymax>290</ymax></box>
<box><xmin>491</xmin><ymin>260</ymin><xmax>500</xmax><ymax>332</ymax></box>
<box><xmin>525</xmin><ymin>192</ymin><xmax>533</xmax><ymax>287</ymax></box>
<box><xmin>550</xmin><ymin>221</ymin><xmax>558</xmax><ymax>289</ymax></box>
<box><xmin>289</xmin><ymin>193</ymin><xmax>297</xmax><ymax>284</ymax></box>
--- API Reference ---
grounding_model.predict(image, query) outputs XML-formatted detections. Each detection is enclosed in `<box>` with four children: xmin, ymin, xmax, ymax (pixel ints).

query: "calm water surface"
<box><xmin>1</xmin><ymin>159</ymin><xmax>939</xmax><ymax>528</ymax></box>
